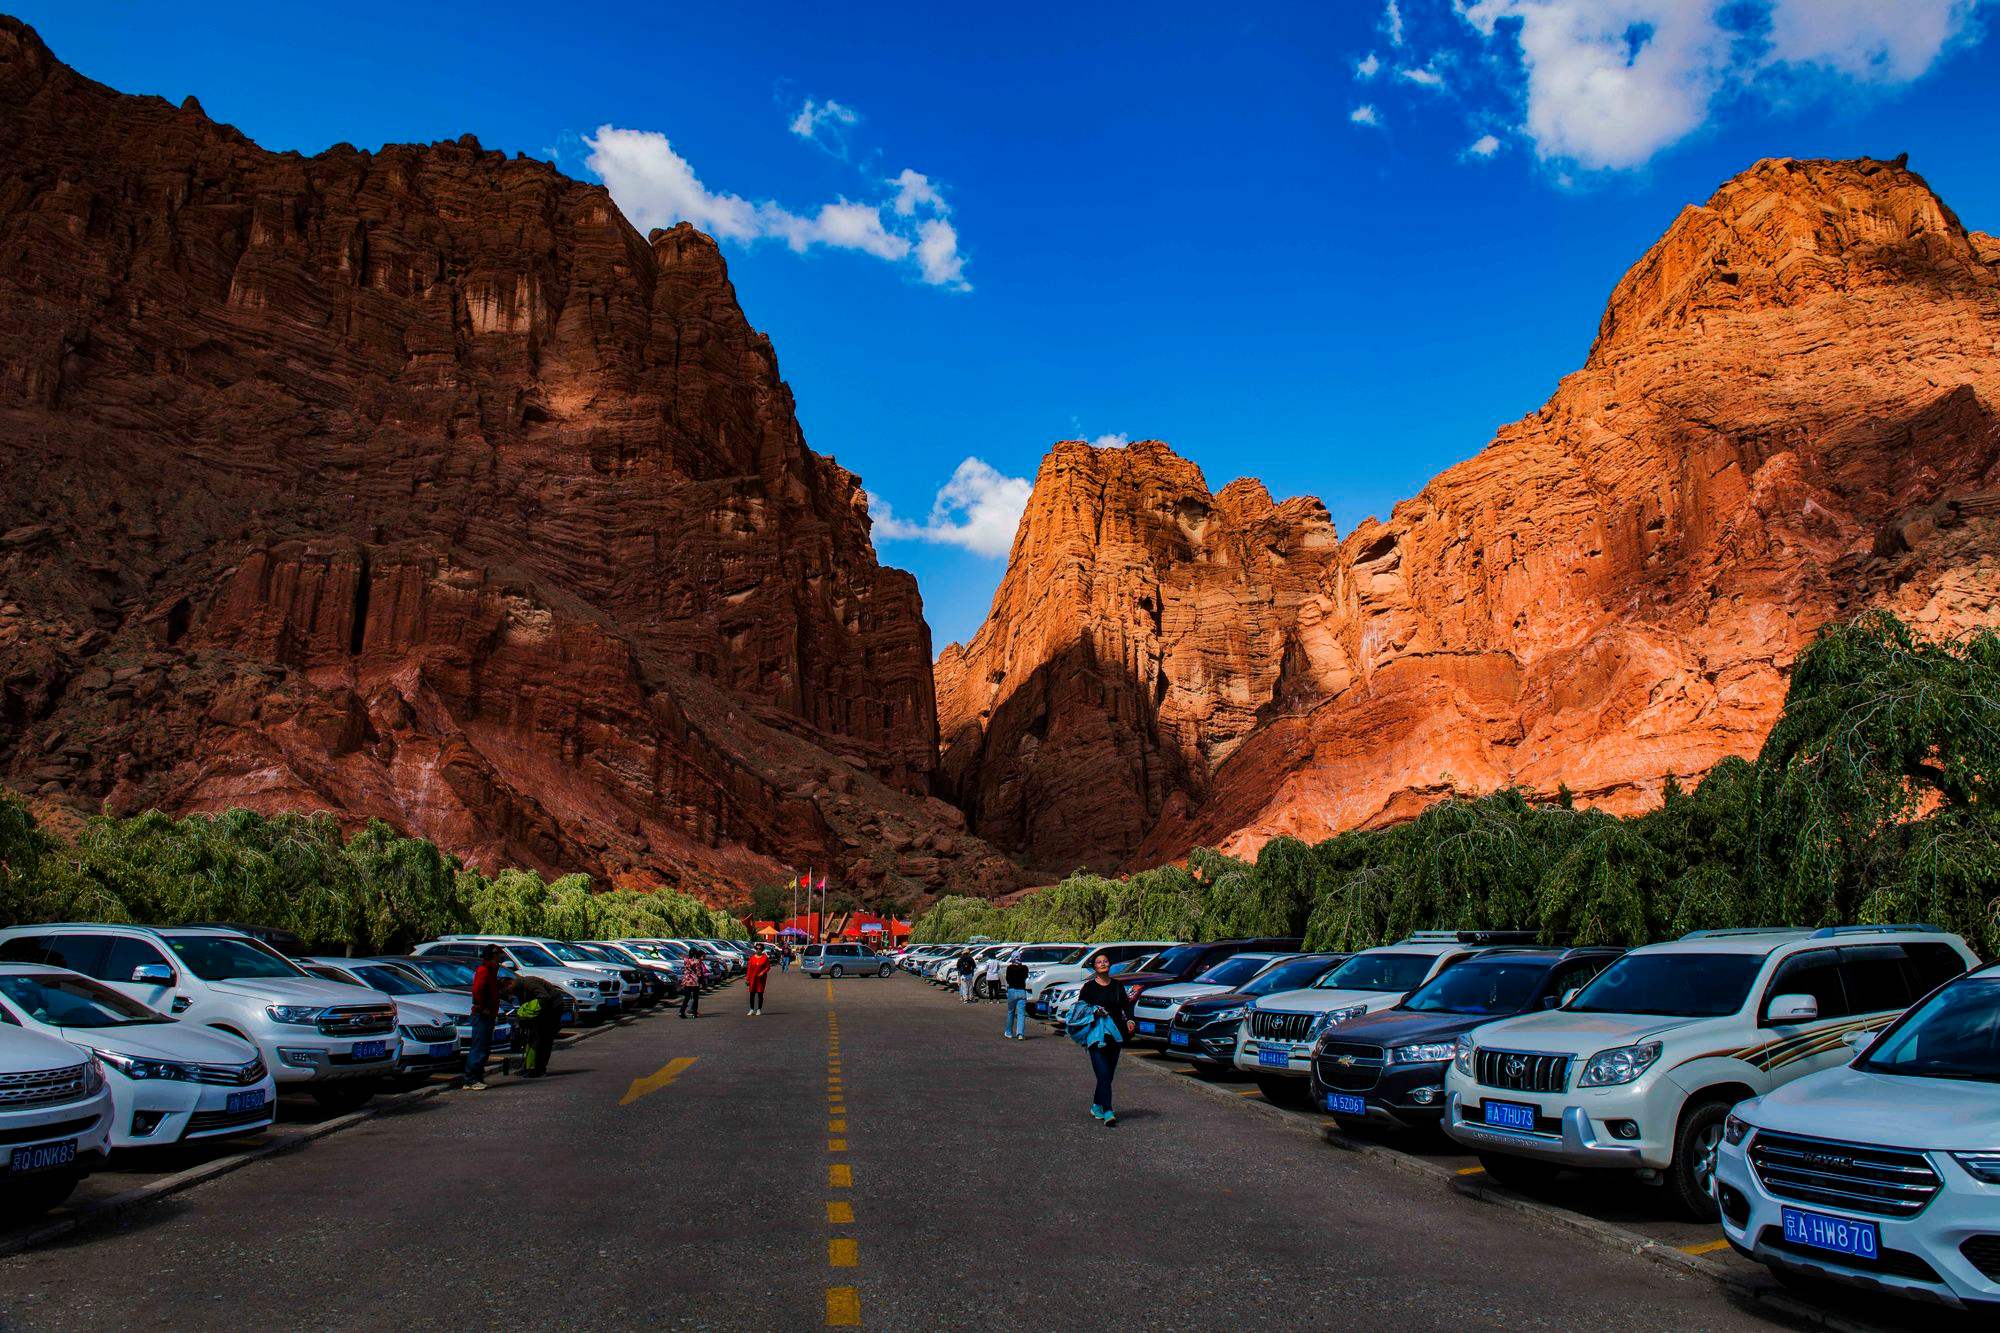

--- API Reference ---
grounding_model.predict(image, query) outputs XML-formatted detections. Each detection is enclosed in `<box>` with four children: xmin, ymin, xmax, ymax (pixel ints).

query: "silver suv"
<box><xmin>803</xmin><ymin>944</ymin><xmax>891</xmax><ymax>978</ymax></box>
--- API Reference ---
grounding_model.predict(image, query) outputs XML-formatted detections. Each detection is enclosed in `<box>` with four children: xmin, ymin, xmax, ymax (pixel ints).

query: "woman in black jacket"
<box><xmin>1075</xmin><ymin>952</ymin><xmax>1135</xmax><ymax>1125</ymax></box>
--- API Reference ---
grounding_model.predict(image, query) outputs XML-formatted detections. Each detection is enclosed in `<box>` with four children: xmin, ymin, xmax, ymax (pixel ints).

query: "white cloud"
<box><xmin>583</xmin><ymin>125</ymin><xmax>969</xmax><ymax>288</ymax></box>
<box><xmin>1091</xmin><ymin>433</ymin><xmax>1130</xmax><ymax>449</ymax></box>
<box><xmin>1350</xmin><ymin>103</ymin><xmax>1383</xmax><ymax>127</ymax></box>
<box><xmin>1355</xmin><ymin>51</ymin><xmax>1382</xmax><ymax>79</ymax></box>
<box><xmin>789</xmin><ymin>97</ymin><xmax>859</xmax><ymax>152</ymax></box>
<box><xmin>1399</xmin><ymin>64</ymin><xmax>1447</xmax><ymax>89</ymax></box>
<box><xmin>1383</xmin><ymin>0</ymin><xmax>1406</xmax><ymax>47</ymax></box>
<box><xmin>1458</xmin><ymin>1</ymin><xmax>1988</xmax><ymax>171</ymax></box>
<box><xmin>1466</xmin><ymin>132</ymin><xmax>1503</xmax><ymax>157</ymax></box>
<box><xmin>868</xmin><ymin>458</ymin><xmax>1032</xmax><ymax>557</ymax></box>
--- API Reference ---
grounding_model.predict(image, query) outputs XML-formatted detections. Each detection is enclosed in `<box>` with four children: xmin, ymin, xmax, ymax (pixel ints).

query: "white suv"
<box><xmin>1023</xmin><ymin>942</ymin><xmax>1176</xmax><ymax>1008</ymax></box>
<box><xmin>1716</xmin><ymin>960</ymin><xmax>2000</xmax><ymax>1309</ymax></box>
<box><xmin>1443</xmin><ymin>925</ymin><xmax>1977</xmax><ymax>1218</ymax></box>
<box><xmin>0</xmin><ymin>925</ymin><xmax>400</xmax><ymax>1112</ymax></box>
<box><xmin>1235</xmin><ymin>935</ymin><xmax>1510</xmax><ymax>1098</ymax></box>
<box><xmin>0</xmin><ymin>1024</ymin><xmax>112</xmax><ymax>1215</ymax></box>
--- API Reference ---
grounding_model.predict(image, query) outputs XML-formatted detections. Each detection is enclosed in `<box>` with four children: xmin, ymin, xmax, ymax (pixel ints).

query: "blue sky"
<box><xmin>23</xmin><ymin>1</ymin><xmax>2000</xmax><ymax>647</ymax></box>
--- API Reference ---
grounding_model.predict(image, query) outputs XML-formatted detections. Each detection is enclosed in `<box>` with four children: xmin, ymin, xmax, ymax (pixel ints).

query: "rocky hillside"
<box><xmin>0</xmin><ymin>19</ymin><xmax>1019</xmax><ymax>901</ymax></box>
<box><xmin>942</xmin><ymin>156</ymin><xmax>2000</xmax><ymax>872</ymax></box>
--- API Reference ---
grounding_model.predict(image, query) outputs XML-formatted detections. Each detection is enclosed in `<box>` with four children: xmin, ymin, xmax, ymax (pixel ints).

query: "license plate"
<box><xmin>8</xmin><ymin>1139</ymin><xmax>76</xmax><ymax>1174</ymax></box>
<box><xmin>1137</xmin><ymin>1020</ymin><xmax>1158</xmax><ymax>1035</ymax></box>
<box><xmin>1170</xmin><ymin>1030</ymin><xmax>1192</xmax><ymax>1047</ymax></box>
<box><xmin>1257</xmin><ymin>1046</ymin><xmax>1291</xmax><ymax>1068</ymax></box>
<box><xmin>1482</xmin><ymin>1100</ymin><xmax>1538</xmax><ymax>1130</ymax></box>
<box><xmin>351</xmin><ymin>1040</ymin><xmax>387</xmax><ymax>1059</ymax></box>
<box><xmin>427</xmin><ymin>1043</ymin><xmax>455</xmax><ymax>1058</ymax></box>
<box><xmin>1325</xmin><ymin>1092</ymin><xmax>1366</xmax><ymax>1116</ymax></box>
<box><xmin>1033</xmin><ymin>1003</ymin><xmax>1048</xmax><ymax>1016</ymax></box>
<box><xmin>1782</xmin><ymin>1206</ymin><xmax>1879</xmax><ymax>1261</ymax></box>
<box><xmin>225</xmin><ymin>1089</ymin><xmax>267</xmax><ymax>1114</ymax></box>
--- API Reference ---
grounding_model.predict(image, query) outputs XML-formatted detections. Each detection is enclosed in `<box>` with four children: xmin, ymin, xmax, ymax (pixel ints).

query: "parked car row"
<box><xmin>0</xmin><ymin>922</ymin><xmax>753</xmax><ymax>1221</ymax></box>
<box><xmin>903</xmin><ymin>924</ymin><xmax>2000</xmax><ymax>1312</ymax></box>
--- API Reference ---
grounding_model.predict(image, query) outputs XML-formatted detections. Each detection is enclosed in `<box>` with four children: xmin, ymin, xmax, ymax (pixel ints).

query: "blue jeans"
<box><xmin>1089</xmin><ymin>1039</ymin><xmax>1122</xmax><ymax>1112</ymax></box>
<box><xmin>1005</xmin><ymin>988</ymin><xmax>1028</xmax><ymax>1037</ymax></box>
<box><xmin>464</xmin><ymin>1014</ymin><xmax>496</xmax><ymax>1082</ymax></box>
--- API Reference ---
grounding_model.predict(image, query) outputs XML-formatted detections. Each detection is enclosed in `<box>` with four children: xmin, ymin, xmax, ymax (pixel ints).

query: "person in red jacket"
<box><xmin>464</xmin><ymin>945</ymin><xmax>503</xmax><ymax>1090</ymax></box>
<box><xmin>744</xmin><ymin>945</ymin><xmax>773</xmax><ymax>1016</ymax></box>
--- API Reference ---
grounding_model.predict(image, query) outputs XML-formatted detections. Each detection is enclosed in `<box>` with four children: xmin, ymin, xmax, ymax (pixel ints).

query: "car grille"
<box><xmin>1475</xmin><ymin>1048</ymin><xmax>1570</xmax><ymax>1094</ymax></box>
<box><xmin>1748</xmin><ymin>1131</ymin><xmax>1942</xmax><ymax>1219</ymax></box>
<box><xmin>1133</xmin><ymin>1000</ymin><xmax>1177</xmax><ymax>1018</ymax></box>
<box><xmin>192</xmin><ymin>1060</ymin><xmax>266</xmax><ymax>1087</ymax></box>
<box><xmin>1248</xmin><ymin>1010</ymin><xmax>1316</xmax><ymax>1043</ymax></box>
<box><xmin>1960</xmin><ymin>1235</ymin><xmax>2000</xmax><ymax>1282</ymax></box>
<box><xmin>316</xmin><ymin>1005</ymin><xmax>395</xmax><ymax>1037</ymax></box>
<box><xmin>1756</xmin><ymin>1226</ymin><xmax>1941</xmax><ymax>1283</ymax></box>
<box><xmin>0</xmin><ymin>1063</ymin><xmax>91</xmax><ymax>1108</ymax></box>
<box><xmin>1314</xmin><ymin>1040</ymin><xmax>1384</xmax><ymax>1092</ymax></box>
<box><xmin>187</xmin><ymin>1106</ymin><xmax>273</xmax><ymax>1134</ymax></box>
<box><xmin>400</xmin><ymin>1023</ymin><xmax>457</xmax><ymax>1044</ymax></box>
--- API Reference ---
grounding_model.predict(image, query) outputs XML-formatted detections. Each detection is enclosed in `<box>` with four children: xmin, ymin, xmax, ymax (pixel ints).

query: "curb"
<box><xmin>0</xmin><ymin>1005</ymin><xmax>667</xmax><ymax>1260</ymax></box>
<box><xmin>1120</xmin><ymin>1051</ymin><xmax>1877</xmax><ymax>1333</ymax></box>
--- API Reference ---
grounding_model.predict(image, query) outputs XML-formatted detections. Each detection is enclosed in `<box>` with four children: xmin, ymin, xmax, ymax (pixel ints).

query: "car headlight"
<box><xmin>1723</xmin><ymin>1111</ymin><xmax>1754</xmax><ymax>1147</ymax></box>
<box><xmin>265</xmin><ymin>1004</ymin><xmax>324</xmax><ymax>1025</ymax></box>
<box><xmin>80</xmin><ymin>1058</ymin><xmax>105</xmax><ymax>1093</ymax></box>
<box><xmin>1388</xmin><ymin>1041</ymin><xmax>1458</xmax><ymax>1066</ymax></box>
<box><xmin>1578</xmin><ymin>1041</ymin><xmax>1662</xmax><ymax>1088</ymax></box>
<box><xmin>84</xmin><ymin>1047</ymin><xmax>202</xmax><ymax>1082</ymax></box>
<box><xmin>564</xmin><ymin>978</ymin><xmax>594</xmax><ymax>991</ymax></box>
<box><xmin>1209</xmin><ymin>1004</ymin><xmax>1247</xmax><ymax>1023</ymax></box>
<box><xmin>1951</xmin><ymin>1152</ymin><xmax>2000</xmax><ymax>1184</ymax></box>
<box><xmin>1453</xmin><ymin>1034</ymin><xmax>1476</xmax><ymax>1077</ymax></box>
<box><xmin>1312</xmin><ymin>1005</ymin><xmax>1366</xmax><ymax>1035</ymax></box>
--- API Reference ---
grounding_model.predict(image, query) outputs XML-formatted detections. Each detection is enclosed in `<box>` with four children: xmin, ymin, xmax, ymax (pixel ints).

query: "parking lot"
<box><xmin>3</xmin><ymin>968</ymin><xmax>1980</xmax><ymax>1330</ymax></box>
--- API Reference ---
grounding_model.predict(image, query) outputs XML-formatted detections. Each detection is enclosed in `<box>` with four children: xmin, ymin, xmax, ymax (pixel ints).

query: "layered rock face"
<box><xmin>944</xmin><ymin>157</ymin><xmax>2000</xmax><ymax>871</ymax></box>
<box><xmin>0</xmin><ymin>19</ymin><xmax>1018</xmax><ymax>900</ymax></box>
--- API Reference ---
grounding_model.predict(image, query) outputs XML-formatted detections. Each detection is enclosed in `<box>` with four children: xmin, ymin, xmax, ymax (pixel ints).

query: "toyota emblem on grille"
<box><xmin>1505</xmin><ymin>1055</ymin><xmax>1527</xmax><ymax>1079</ymax></box>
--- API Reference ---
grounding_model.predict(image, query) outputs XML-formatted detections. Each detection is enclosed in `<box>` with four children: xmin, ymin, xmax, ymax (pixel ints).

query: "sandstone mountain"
<box><xmin>0</xmin><ymin>19</ymin><xmax>1019</xmax><ymax>901</ymax></box>
<box><xmin>941</xmin><ymin>156</ymin><xmax>2000</xmax><ymax>873</ymax></box>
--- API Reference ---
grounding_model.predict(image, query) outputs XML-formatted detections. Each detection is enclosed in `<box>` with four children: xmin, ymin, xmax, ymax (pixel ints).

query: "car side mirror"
<box><xmin>132</xmin><ymin>963</ymin><xmax>175</xmax><ymax>985</ymax></box>
<box><xmin>1765</xmin><ymin>992</ymin><xmax>1819</xmax><ymax>1023</ymax></box>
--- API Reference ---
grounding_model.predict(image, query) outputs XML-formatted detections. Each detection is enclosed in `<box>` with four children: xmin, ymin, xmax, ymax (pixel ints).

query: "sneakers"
<box><xmin>1089</xmin><ymin>1104</ymin><xmax>1106</xmax><ymax>1121</ymax></box>
<box><xmin>1102</xmin><ymin>1111</ymin><xmax>1118</xmax><ymax>1127</ymax></box>
<box><xmin>464</xmin><ymin>1080</ymin><xmax>489</xmax><ymax>1092</ymax></box>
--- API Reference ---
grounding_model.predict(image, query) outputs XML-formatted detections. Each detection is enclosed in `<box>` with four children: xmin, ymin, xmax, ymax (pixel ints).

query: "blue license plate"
<box><xmin>225</xmin><ymin>1089</ymin><xmax>267</xmax><ymax>1115</ymax></box>
<box><xmin>1257</xmin><ymin>1046</ymin><xmax>1291</xmax><ymax>1068</ymax></box>
<box><xmin>8</xmin><ymin>1139</ymin><xmax>75</xmax><ymax>1174</ymax></box>
<box><xmin>1782</xmin><ymin>1206</ymin><xmax>1879</xmax><ymax>1260</ymax></box>
<box><xmin>1169</xmin><ymin>1030</ymin><xmax>1192</xmax><ymax>1047</ymax></box>
<box><xmin>351</xmin><ymin>1040</ymin><xmax>387</xmax><ymax>1060</ymax></box>
<box><xmin>1325</xmin><ymin>1092</ymin><xmax>1367</xmax><ymax>1116</ymax></box>
<box><xmin>1482</xmin><ymin>1100</ymin><xmax>1538</xmax><ymax>1130</ymax></box>
<box><xmin>427</xmin><ymin>1043</ymin><xmax>455</xmax><ymax>1058</ymax></box>
<box><xmin>1033</xmin><ymin>1003</ymin><xmax>1048</xmax><ymax>1016</ymax></box>
<box><xmin>1138</xmin><ymin>1020</ymin><xmax>1158</xmax><ymax>1035</ymax></box>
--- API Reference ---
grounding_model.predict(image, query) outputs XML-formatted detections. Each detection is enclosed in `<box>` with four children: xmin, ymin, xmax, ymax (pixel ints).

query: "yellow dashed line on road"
<box><xmin>829</xmin><ymin>1238</ymin><xmax>859</xmax><ymax>1267</ymax></box>
<box><xmin>828</xmin><ymin>1138</ymin><xmax>849</xmax><ymax>1152</ymax></box>
<box><xmin>824</xmin><ymin>990</ymin><xmax>860</xmax><ymax>1326</ymax></box>
<box><xmin>827</xmin><ymin>1201</ymin><xmax>853</xmax><ymax>1224</ymax></box>
<box><xmin>829</xmin><ymin>1118</ymin><xmax>847</xmax><ymax>1133</ymax></box>
<box><xmin>829</xmin><ymin>1161</ymin><xmax>852</xmax><ymax>1188</ymax></box>
<box><xmin>1680</xmin><ymin>1239</ymin><xmax>1730</xmax><ymax>1256</ymax></box>
<box><xmin>617</xmin><ymin>1057</ymin><xmax>698</xmax><ymax>1106</ymax></box>
<box><xmin>826</xmin><ymin>1288</ymin><xmax>861</xmax><ymax>1326</ymax></box>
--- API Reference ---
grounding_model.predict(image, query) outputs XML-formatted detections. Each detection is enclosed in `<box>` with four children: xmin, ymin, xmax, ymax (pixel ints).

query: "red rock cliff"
<box><xmin>943</xmin><ymin>157</ymin><xmax>2000</xmax><ymax>872</ymax></box>
<box><xmin>0</xmin><ymin>19</ymin><xmax>1018</xmax><ymax>901</ymax></box>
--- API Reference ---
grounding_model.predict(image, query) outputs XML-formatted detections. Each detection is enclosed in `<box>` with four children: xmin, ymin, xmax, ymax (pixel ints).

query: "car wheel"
<box><xmin>1475</xmin><ymin>1151</ymin><xmax>1562</xmax><ymax>1193</ymax></box>
<box><xmin>1670</xmin><ymin>1096</ymin><xmax>1731</xmax><ymax>1221</ymax></box>
<box><xmin>830</xmin><ymin>965</ymin><xmax>844</xmax><ymax>978</ymax></box>
<box><xmin>878</xmin><ymin>965</ymin><xmax>891</xmax><ymax>977</ymax></box>
<box><xmin>308</xmin><ymin>1079</ymin><xmax>379</xmax><ymax>1114</ymax></box>
<box><xmin>5</xmin><ymin>1169</ymin><xmax>80</xmax><ymax>1217</ymax></box>
<box><xmin>1254</xmin><ymin>1074</ymin><xmax>1306</xmax><ymax>1105</ymax></box>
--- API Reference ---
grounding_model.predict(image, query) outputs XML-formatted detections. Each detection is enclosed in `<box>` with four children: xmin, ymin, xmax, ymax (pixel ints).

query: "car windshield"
<box><xmin>540</xmin><ymin>942</ymin><xmax>594</xmax><ymax>963</ymax></box>
<box><xmin>1860</xmin><ymin>975</ymin><xmax>2000</xmax><ymax>1083</ymax></box>
<box><xmin>507</xmin><ymin>944</ymin><xmax>563</xmax><ymax>969</ymax></box>
<box><xmin>1567</xmin><ymin>952</ymin><xmax>1763</xmax><ymax>1017</ymax></box>
<box><xmin>1110</xmin><ymin>956</ymin><xmax>1155</xmax><ymax>975</ymax></box>
<box><xmin>1315</xmin><ymin>953</ymin><xmax>1435</xmax><ymax>993</ymax></box>
<box><xmin>348</xmin><ymin>965</ymin><xmax>429</xmax><ymax>996</ymax></box>
<box><xmin>1195</xmin><ymin>955</ymin><xmax>1272</xmax><ymax>987</ymax></box>
<box><xmin>1401</xmin><ymin>961</ymin><xmax>1549</xmax><ymax>1015</ymax></box>
<box><xmin>167</xmin><ymin>935</ymin><xmax>306</xmax><ymax>981</ymax></box>
<box><xmin>1241</xmin><ymin>957</ymin><xmax>1340</xmax><ymax>995</ymax></box>
<box><xmin>0</xmin><ymin>972</ymin><xmax>172</xmax><ymax>1027</ymax></box>
<box><xmin>1144</xmin><ymin>945</ymin><xmax>1205</xmax><ymax>975</ymax></box>
<box><xmin>410</xmin><ymin>959</ymin><xmax>475</xmax><ymax>988</ymax></box>
<box><xmin>1016</xmin><ymin>947</ymin><xmax>1085</xmax><ymax>964</ymax></box>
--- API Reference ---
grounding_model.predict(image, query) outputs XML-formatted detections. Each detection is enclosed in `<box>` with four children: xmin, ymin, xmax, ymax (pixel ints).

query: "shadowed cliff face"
<box><xmin>943</xmin><ymin>157</ymin><xmax>2000</xmax><ymax>874</ymax></box>
<box><xmin>0</xmin><ymin>19</ymin><xmax>1020</xmax><ymax>901</ymax></box>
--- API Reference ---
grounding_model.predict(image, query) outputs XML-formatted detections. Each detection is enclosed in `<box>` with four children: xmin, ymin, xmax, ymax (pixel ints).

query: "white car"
<box><xmin>0</xmin><ymin>924</ymin><xmax>400</xmax><ymax>1112</ymax></box>
<box><xmin>0</xmin><ymin>1024</ymin><xmax>113</xmax><ymax>1215</ymax></box>
<box><xmin>1716</xmin><ymin>960</ymin><xmax>2000</xmax><ymax>1309</ymax></box>
<box><xmin>416</xmin><ymin>937</ymin><xmax>616</xmax><ymax>1022</ymax></box>
<box><xmin>1236</xmin><ymin>935</ymin><xmax>1509</xmax><ymax>1096</ymax></box>
<box><xmin>302</xmin><ymin>959</ymin><xmax>491</xmax><ymax>1081</ymax></box>
<box><xmin>0</xmin><ymin>964</ymin><xmax>275</xmax><ymax>1149</ymax></box>
<box><xmin>1443</xmin><ymin>925</ymin><xmax>1977</xmax><ymax>1218</ymax></box>
<box><xmin>1023</xmin><ymin>942</ymin><xmax>1177</xmax><ymax>1006</ymax></box>
<box><xmin>1131</xmin><ymin>952</ymin><xmax>1293</xmax><ymax>1045</ymax></box>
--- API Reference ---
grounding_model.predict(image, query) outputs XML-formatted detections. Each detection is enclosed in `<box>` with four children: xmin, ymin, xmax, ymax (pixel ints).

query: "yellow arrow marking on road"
<box><xmin>618</xmin><ymin>1057</ymin><xmax>698</xmax><ymax>1106</ymax></box>
<box><xmin>1455</xmin><ymin>1166</ymin><xmax>1486</xmax><ymax>1177</ymax></box>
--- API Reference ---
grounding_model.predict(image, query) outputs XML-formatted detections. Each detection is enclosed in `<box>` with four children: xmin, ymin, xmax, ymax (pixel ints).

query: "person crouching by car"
<box><xmin>512</xmin><ymin>974</ymin><xmax>566</xmax><ymax>1077</ymax></box>
<box><xmin>956</xmin><ymin>950</ymin><xmax>977</xmax><ymax>1003</ymax></box>
<box><xmin>745</xmin><ymin>945</ymin><xmax>773</xmax><ymax>1016</ymax></box>
<box><xmin>464</xmin><ymin>945</ymin><xmax>503</xmax><ymax>1091</ymax></box>
<box><xmin>679</xmin><ymin>949</ymin><xmax>705</xmax><ymax>1019</ymax></box>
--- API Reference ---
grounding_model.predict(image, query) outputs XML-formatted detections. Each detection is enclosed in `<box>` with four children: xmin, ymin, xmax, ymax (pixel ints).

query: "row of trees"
<box><xmin>0</xmin><ymin>805</ymin><xmax>744</xmax><ymax>953</ymax></box>
<box><xmin>910</xmin><ymin>613</ymin><xmax>2000</xmax><ymax>956</ymax></box>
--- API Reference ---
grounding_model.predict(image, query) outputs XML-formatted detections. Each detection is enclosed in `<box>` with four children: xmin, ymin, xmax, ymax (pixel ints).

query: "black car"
<box><xmin>1165</xmin><ymin>953</ymin><xmax>1353</xmax><ymax>1069</ymax></box>
<box><xmin>1309</xmin><ymin>946</ymin><xmax>1622</xmax><ymax>1131</ymax></box>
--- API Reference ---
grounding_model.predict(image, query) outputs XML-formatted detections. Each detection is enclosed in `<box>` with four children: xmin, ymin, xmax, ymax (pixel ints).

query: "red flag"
<box><xmin>816</xmin><ymin>875</ymin><xmax>827</xmax><ymax>891</ymax></box>
<box><xmin>798</xmin><ymin>872</ymin><xmax>811</xmax><ymax>889</ymax></box>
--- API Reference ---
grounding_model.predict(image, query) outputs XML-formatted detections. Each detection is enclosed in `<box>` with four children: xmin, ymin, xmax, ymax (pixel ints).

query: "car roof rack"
<box><xmin>1808</xmin><ymin>923</ymin><xmax>1941</xmax><ymax>939</ymax></box>
<box><xmin>1394</xmin><ymin>930</ymin><xmax>1540</xmax><ymax>945</ymax></box>
<box><xmin>1677</xmin><ymin>927</ymin><xmax>1808</xmax><ymax>939</ymax></box>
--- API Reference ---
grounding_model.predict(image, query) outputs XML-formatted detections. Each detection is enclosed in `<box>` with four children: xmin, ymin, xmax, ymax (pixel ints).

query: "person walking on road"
<box><xmin>744</xmin><ymin>945</ymin><xmax>773</xmax><ymax>1016</ymax></box>
<box><xmin>1069</xmin><ymin>952</ymin><xmax>1135</xmax><ymax>1125</ymax></box>
<box><xmin>779</xmin><ymin>945</ymin><xmax>792</xmax><ymax>974</ymax></box>
<box><xmin>464</xmin><ymin>945</ymin><xmax>503</xmax><ymax>1090</ymax></box>
<box><xmin>678</xmin><ymin>949</ymin><xmax>705</xmax><ymax>1019</ymax></box>
<box><xmin>956</xmin><ymin>949</ymin><xmax>977</xmax><ymax>1003</ymax></box>
<box><xmin>1003</xmin><ymin>953</ymin><xmax>1030</xmax><ymax>1040</ymax></box>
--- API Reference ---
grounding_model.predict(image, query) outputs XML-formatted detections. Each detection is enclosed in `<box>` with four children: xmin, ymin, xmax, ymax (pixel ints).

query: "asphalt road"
<box><xmin>0</xmin><ymin>972</ymin><xmax>1817</xmax><ymax>1330</ymax></box>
